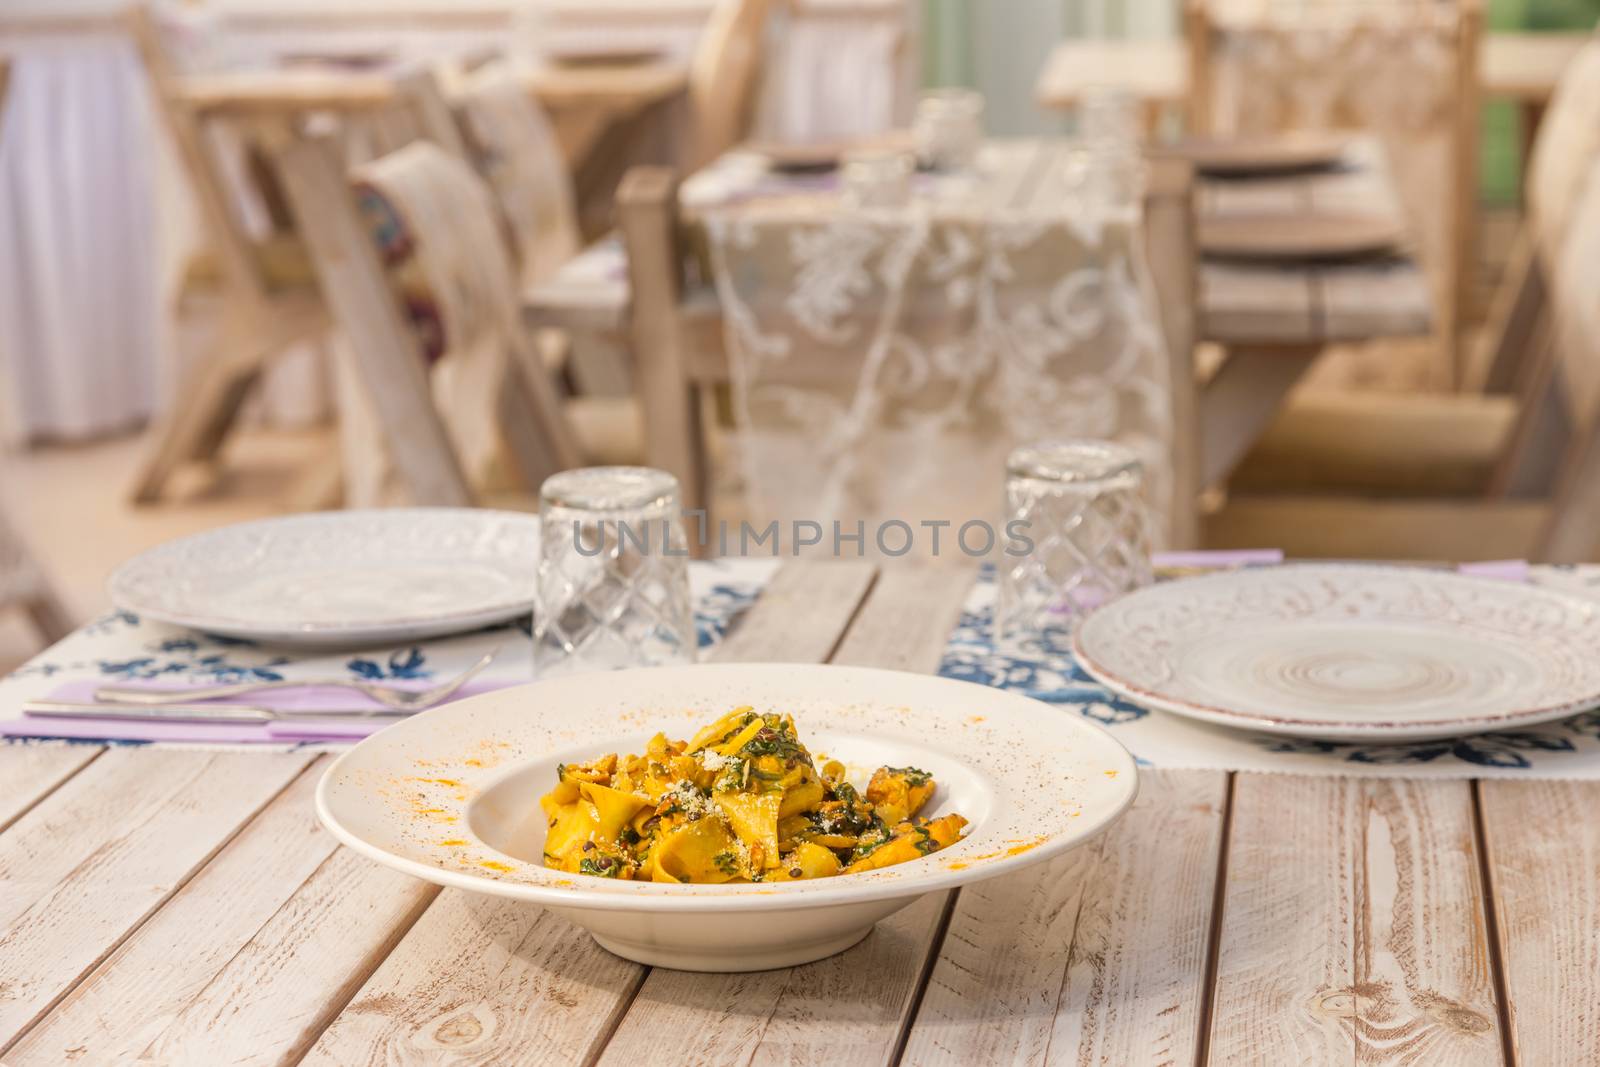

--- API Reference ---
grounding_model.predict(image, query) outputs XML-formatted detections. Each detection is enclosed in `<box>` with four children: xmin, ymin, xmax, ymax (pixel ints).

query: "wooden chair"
<box><xmin>1474</xmin><ymin>34</ymin><xmax>1600</xmax><ymax>396</ymax></box>
<box><xmin>1186</xmin><ymin>0</ymin><xmax>1482</xmax><ymax>387</ymax></box>
<box><xmin>523</xmin><ymin>0</ymin><xmax>780</xmax><ymax>401</ymax></box>
<box><xmin>687</xmin><ymin>0</ymin><xmax>775</xmax><ymax>168</ymax></box>
<box><xmin>273</xmin><ymin>132</ymin><xmax>637</xmax><ymax>507</ymax></box>
<box><xmin>395</xmin><ymin>61</ymin><xmax>635</xmax><ymax>397</ymax></box>
<box><xmin>1210</xmin><ymin>148</ymin><xmax>1600</xmax><ymax>561</ymax></box>
<box><xmin>124</xmin><ymin>5</ymin><xmax>331</xmax><ymax>505</ymax></box>
<box><xmin>1226</xmin><ymin>39</ymin><xmax>1600</xmax><ymax>499</ymax></box>
<box><xmin>615</xmin><ymin>158</ymin><xmax>1201</xmax><ymax>547</ymax></box>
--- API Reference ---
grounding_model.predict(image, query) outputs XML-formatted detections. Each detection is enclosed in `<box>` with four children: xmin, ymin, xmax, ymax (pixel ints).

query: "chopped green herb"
<box><xmin>713</xmin><ymin>758</ymin><xmax>746</xmax><ymax>793</ymax></box>
<box><xmin>888</xmin><ymin>766</ymin><xmax>932</xmax><ymax>788</ymax></box>
<box><xmin>579</xmin><ymin>856</ymin><xmax>621</xmax><ymax>878</ymax></box>
<box><xmin>850</xmin><ymin>830</ymin><xmax>891</xmax><ymax>863</ymax></box>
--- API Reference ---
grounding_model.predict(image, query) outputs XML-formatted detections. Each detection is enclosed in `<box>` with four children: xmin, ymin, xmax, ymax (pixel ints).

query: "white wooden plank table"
<box><xmin>1</xmin><ymin>559</ymin><xmax>1592</xmax><ymax>1065</ymax></box>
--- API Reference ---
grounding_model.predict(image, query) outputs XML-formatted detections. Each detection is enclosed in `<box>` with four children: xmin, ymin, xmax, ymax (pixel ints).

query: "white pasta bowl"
<box><xmin>317</xmin><ymin>663</ymin><xmax>1138</xmax><ymax>972</ymax></box>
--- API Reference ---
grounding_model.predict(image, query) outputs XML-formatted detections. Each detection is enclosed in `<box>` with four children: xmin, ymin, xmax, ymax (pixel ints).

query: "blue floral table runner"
<box><xmin>5</xmin><ymin>559</ymin><xmax>1600</xmax><ymax>778</ymax></box>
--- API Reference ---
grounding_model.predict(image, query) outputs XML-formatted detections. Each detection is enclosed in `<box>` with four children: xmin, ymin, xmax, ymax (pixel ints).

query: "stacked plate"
<box><xmin>1074</xmin><ymin>564</ymin><xmax>1600</xmax><ymax>742</ymax></box>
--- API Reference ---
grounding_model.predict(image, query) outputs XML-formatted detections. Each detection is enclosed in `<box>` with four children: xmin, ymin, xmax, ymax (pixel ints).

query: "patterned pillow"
<box><xmin>352</xmin><ymin>181</ymin><xmax>446</xmax><ymax>364</ymax></box>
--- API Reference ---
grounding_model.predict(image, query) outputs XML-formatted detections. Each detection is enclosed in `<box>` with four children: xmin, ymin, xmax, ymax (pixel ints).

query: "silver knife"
<box><xmin>22</xmin><ymin>701</ymin><xmax>410</xmax><ymax>725</ymax></box>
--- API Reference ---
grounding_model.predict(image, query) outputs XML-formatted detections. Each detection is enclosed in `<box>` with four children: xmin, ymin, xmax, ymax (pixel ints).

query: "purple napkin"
<box><xmin>265</xmin><ymin>718</ymin><xmax>391</xmax><ymax>742</ymax></box>
<box><xmin>0</xmin><ymin>677</ymin><xmax>517</xmax><ymax>745</ymax></box>
<box><xmin>39</xmin><ymin>677</ymin><xmax>512</xmax><ymax>711</ymax></box>
<box><xmin>1457</xmin><ymin>559</ymin><xmax>1530</xmax><ymax>582</ymax></box>
<box><xmin>1152</xmin><ymin>549</ymin><xmax>1284</xmax><ymax>569</ymax></box>
<box><xmin>0</xmin><ymin>717</ymin><xmax>283</xmax><ymax>744</ymax></box>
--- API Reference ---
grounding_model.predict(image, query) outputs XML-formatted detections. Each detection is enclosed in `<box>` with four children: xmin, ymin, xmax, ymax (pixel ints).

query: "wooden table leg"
<box><xmin>1200</xmin><ymin>343</ymin><xmax>1322</xmax><ymax>489</ymax></box>
<box><xmin>127</xmin><ymin>294</ymin><xmax>326</xmax><ymax>506</ymax></box>
<box><xmin>0</xmin><ymin>512</ymin><xmax>74</xmax><ymax>642</ymax></box>
<box><xmin>1518</xmin><ymin>100</ymin><xmax>1546</xmax><ymax>205</ymax></box>
<box><xmin>126</xmin><ymin>343</ymin><xmax>265</xmax><ymax>505</ymax></box>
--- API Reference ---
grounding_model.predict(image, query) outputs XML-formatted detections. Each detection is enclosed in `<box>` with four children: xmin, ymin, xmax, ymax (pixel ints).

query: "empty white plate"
<box><xmin>1073</xmin><ymin>564</ymin><xmax>1600</xmax><ymax>742</ymax></box>
<box><xmin>108</xmin><ymin>509</ymin><xmax>539</xmax><ymax>647</ymax></box>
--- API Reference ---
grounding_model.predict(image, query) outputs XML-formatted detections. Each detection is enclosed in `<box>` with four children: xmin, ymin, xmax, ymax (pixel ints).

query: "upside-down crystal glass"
<box><xmin>995</xmin><ymin>441</ymin><xmax>1154</xmax><ymax>647</ymax></box>
<box><xmin>913</xmin><ymin>88</ymin><xmax>985</xmax><ymax>173</ymax></box>
<box><xmin>841</xmin><ymin>149</ymin><xmax>915</xmax><ymax>209</ymax></box>
<box><xmin>533</xmin><ymin>466</ymin><xmax>695</xmax><ymax>677</ymax></box>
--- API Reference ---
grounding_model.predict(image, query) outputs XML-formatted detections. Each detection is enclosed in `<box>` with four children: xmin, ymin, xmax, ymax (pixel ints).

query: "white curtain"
<box><xmin>0</xmin><ymin>29</ymin><xmax>186</xmax><ymax>446</ymax></box>
<box><xmin>759</xmin><ymin>3</ymin><xmax>910</xmax><ymax>140</ymax></box>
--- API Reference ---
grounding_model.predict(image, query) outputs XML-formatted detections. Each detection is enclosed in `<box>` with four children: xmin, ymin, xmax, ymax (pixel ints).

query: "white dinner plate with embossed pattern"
<box><xmin>1073</xmin><ymin>564</ymin><xmax>1600</xmax><ymax>742</ymax></box>
<box><xmin>108</xmin><ymin>509</ymin><xmax>539</xmax><ymax>647</ymax></box>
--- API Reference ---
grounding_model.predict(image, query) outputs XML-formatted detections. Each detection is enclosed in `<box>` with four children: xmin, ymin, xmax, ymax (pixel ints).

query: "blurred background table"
<box><xmin>530</xmin><ymin>135</ymin><xmax>1431</xmax><ymax>519</ymax></box>
<box><xmin>175</xmin><ymin>59</ymin><xmax>688</xmax><ymax>177</ymax></box>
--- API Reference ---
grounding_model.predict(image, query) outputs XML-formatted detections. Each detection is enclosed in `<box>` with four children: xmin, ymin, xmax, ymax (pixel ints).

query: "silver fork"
<box><xmin>93</xmin><ymin>648</ymin><xmax>499</xmax><ymax>711</ymax></box>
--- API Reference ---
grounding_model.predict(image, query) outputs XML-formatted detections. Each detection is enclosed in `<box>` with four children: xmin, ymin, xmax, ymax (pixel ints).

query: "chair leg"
<box><xmin>127</xmin><ymin>307</ymin><xmax>269</xmax><ymax>505</ymax></box>
<box><xmin>23</xmin><ymin>588</ymin><xmax>75</xmax><ymax>645</ymax></box>
<box><xmin>284</xmin><ymin>453</ymin><xmax>345</xmax><ymax>513</ymax></box>
<box><xmin>617</xmin><ymin>167</ymin><xmax>708</xmax><ymax>519</ymax></box>
<box><xmin>1537</xmin><ymin>423</ymin><xmax>1600</xmax><ymax>563</ymax></box>
<box><xmin>0</xmin><ymin>514</ymin><xmax>74</xmax><ymax>643</ymax></box>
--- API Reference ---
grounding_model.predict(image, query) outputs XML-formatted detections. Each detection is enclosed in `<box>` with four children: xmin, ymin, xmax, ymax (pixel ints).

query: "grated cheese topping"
<box><xmin>664</xmin><ymin>779</ymin><xmax>715</xmax><ymax>819</ymax></box>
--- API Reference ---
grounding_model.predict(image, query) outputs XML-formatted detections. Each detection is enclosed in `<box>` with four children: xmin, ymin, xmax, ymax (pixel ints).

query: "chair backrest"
<box><xmin>454</xmin><ymin>62</ymin><xmax>583</xmax><ymax>288</ymax></box>
<box><xmin>1479</xmin><ymin>34</ymin><xmax>1600</xmax><ymax>468</ymax></box>
<box><xmin>128</xmin><ymin>4</ymin><xmax>276</xmax><ymax>304</ymax></box>
<box><xmin>688</xmin><ymin>0</ymin><xmax>773</xmax><ymax>168</ymax></box>
<box><xmin>1186</xmin><ymin>0</ymin><xmax>1480</xmax><ymax>385</ymax></box>
<box><xmin>275</xmin><ymin>131</ymin><xmax>581</xmax><ymax>506</ymax></box>
<box><xmin>1536</xmin><ymin>152</ymin><xmax>1600</xmax><ymax>560</ymax></box>
<box><xmin>1525</xmin><ymin>35</ymin><xmax>1600</xmax><ymax>266</ymax></box>
<box><xmin>390</xmin><ymin>64</ymin><xmax>471</xmax><ymax>161</ymax></box>
<box><xmin>390</xmin><ymin>60</ymin><xmax>582</xmax><ymax>292</ymax></box>
<box><xmin>1473</xmin><ymin>32</ymin><xmax>1600</xmax><ymax>400</ymax></box>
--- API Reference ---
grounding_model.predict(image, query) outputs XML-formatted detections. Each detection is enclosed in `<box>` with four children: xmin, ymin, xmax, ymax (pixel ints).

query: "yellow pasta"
<box><xmin>539</xmin><ymin>707</ymin><xmax>968</xmax><ymax>882</ymax></box>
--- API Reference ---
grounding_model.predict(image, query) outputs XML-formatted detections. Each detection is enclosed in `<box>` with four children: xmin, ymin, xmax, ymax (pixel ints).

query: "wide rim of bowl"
<box><xmin>315</xmin><ymin>663</ymin><xmax>1139</xmax><ymax>913</ymax></box>
<box><xmin>107</xmin><ymin>508</ymin><xmax>541</xmax><ymax>637</ymax></box>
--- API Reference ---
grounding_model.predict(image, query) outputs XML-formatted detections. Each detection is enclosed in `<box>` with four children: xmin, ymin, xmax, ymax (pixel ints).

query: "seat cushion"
<box><xmin>1229</xmin><ymin>390</ymin><xmax>1518</xmax><ymax>497</ymax></box>
<box><xmin>1205</xmin><ymin>495</ymin><xmax>1549</xmax><ymax>561</ymax></box>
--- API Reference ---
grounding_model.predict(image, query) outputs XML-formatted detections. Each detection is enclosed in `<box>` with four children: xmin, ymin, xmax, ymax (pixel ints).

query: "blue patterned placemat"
<box><xmin>0</xmin><ymin>559</ymin><xmax>778</xmax><ymax>746</ymax></box>
<box><xmin>935</xmin><ymin>565</ymin><xmax>1600</xmax><ymax>778</ymax></box>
